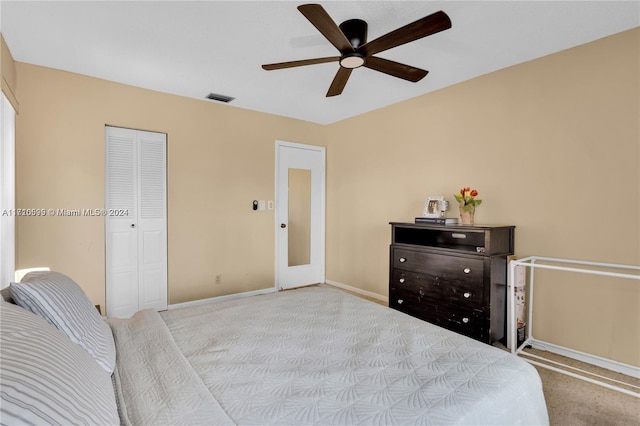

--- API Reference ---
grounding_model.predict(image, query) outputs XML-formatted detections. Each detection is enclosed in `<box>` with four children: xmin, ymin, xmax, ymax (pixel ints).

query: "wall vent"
<box><xmin>205</xmin><ymin>93</ymin><xmax>235</xmax><ymax>103</ymax></box>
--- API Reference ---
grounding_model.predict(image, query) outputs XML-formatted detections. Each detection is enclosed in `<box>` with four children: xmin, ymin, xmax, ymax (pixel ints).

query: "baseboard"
<box><xmin>168</xmin><ymin>287</ymin><xmax>277</xmax><ymax>310</ymax></box>
<box><xmin>529</xmin><ymin>339</ymin><xmax>640</xmax><ymax>379</ymax></box>
<box><xmin>324</xmin><ymin>279</ymin><xmax>388</xmax><ymax>304</ymax></box>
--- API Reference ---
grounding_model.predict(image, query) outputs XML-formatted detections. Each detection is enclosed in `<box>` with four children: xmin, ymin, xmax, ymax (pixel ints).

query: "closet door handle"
<box><xmin>130</xmin><ymin>224</ymin><xmax>136</xmax><ymax>228</ymax></box>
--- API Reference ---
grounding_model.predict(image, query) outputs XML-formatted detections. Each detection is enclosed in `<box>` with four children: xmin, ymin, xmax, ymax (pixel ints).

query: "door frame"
<box><xmin>274</xmin><ymin>140</ymin><xmax>326</xmax><ymax>290</ymax></box>
<box><xmin>105</xmin><ymin>125</ymin><xmax>168</xmax><ymax>318</ymax></box>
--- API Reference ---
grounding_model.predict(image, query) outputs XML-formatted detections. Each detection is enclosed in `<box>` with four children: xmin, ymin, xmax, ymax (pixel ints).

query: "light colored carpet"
<box><xmin>523</xmin><ymin>348</ymin><xmax>639</xmax><ymax>426</ymax></box>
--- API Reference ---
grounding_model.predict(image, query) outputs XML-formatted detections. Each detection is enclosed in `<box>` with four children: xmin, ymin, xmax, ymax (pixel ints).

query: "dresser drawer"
<box><xmin>391</xmin><ymin>269</ymin><xmax>484</xmax><ymax>309</ymax></box>
<box><xmin>389</xmin><ymin>288</ymin><xmax>438</xmax><ymax>323</ymax></box>
<box><xmin>438</xmin><ymin>280</ymin><xmax>484</xmax><ymax>308</ymax></box>
<box><xmin>436</xmin><ymin>304</ymin><xmax>487</xmax><ymax>341</ymax></box>
<box><xmin>392</xmin><ymin>248</ymin><xmax>484</xmax><ymax>284</ymax></box>
<box><xmin>390</xmin><ymin>269</ymin><xmax>438</xmax><ymax>299</ymax></box>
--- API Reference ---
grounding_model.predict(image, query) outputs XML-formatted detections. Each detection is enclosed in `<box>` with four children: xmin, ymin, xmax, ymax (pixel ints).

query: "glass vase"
<box><xmin>459</xmin><ymin>204</ymin><xmax>475</xmax><ymax>225</ymax></box>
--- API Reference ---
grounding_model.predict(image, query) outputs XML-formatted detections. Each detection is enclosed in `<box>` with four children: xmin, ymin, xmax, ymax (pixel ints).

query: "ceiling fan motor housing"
<box><xmin>339</xmin><ymin>18</ymin><xmax>368</xmax><ymax>48</ymax></box>
<box><xmin>338</xmin><ymin>19</ymin><xmax>368</xmax><ymax>68</ymax></box>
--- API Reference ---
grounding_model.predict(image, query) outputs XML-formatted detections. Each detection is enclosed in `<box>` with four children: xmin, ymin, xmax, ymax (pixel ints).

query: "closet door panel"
<box><xmin>141</xmin><ymin>267</ymin><xmax>164</xmax><ymax>309</ymax></box>
<box><xmin>138</xmin><ymin>132</ymin><xmax>166</xmax><ymax>220</ymax></box>
<box><xmin>106</xmin><ymin>127</ymin><xmax>138</xmax><ymax>318</ymax></box>
<box><xmin>139</xmin><ymin>228</ymin><xmax>166</xmax><ymax>310</ymax></box>
<box><xmin>137</xmin><ymin>132</ymin><xmax>167</xmax><ymax>312</ymax></box>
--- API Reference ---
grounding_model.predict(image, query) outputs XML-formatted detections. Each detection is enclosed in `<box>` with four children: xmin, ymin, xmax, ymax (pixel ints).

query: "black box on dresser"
<box><xmin>389</xmin><ymin>222</ymin><xmax>515</xmax><ymax>344</ymax></box>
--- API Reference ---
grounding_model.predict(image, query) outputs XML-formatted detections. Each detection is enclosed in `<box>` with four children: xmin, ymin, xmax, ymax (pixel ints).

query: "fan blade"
<box><xmin>262</xmin><ymin>56</ymin><xmax>340</xmax><ymax>70</ymax></box>
<box><xmin>326</xmin><ymin>67</ymin><xmax>352</xmax><ymax>97</ymax></box>
<box><xmin>364</xmin><ymin>56</ymin><xmax>428</xmax><ymax>82</ymax></box>
<box><xmin>298</xmin><ymin>4</ymin><xmax>354</xmax><ymax>53</ymax></box>
<box><xmin>360</xmin><ymin>11</ymin><xmax>451</xmax><ymax>56</ymax></box>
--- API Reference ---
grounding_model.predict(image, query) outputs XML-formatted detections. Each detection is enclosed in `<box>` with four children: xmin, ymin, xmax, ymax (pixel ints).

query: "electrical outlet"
<box><xmin>267</xmin><ymin>200</ymin><xmax>274</xmax><ymax>210</ymax></box>
<box><xmin>215</xmin><ymin>275</ymin><xmax>222</xmax><ymax>285</ymax></box>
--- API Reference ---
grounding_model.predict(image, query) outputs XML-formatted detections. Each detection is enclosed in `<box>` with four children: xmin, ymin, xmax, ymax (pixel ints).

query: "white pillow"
<box><xmin>0</xmin><ymin>302</ymin><xmax>119</xmax><ymax>425</ymax></box>
<box><xmin>10</xmin><ymin>271</ymin><xmax>116</xmax><ymax>374</ymax></box>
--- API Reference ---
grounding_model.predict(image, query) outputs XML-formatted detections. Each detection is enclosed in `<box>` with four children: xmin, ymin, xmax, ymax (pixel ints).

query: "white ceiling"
<box><xmin>1</xmin><ymin>1</ymin><xmax>638</xmax><ymax>124</ymax></box>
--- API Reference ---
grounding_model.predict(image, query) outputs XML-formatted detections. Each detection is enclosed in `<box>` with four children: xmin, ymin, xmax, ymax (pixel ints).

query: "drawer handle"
<box><xmin>399</xmin><ymin>257</ymin><xmax>406</xmax><ymax>263</ymax></box>
<box><xmin>463</xmin><ymin>268</ymin><xmax>471</xmax><ymax>274</ymax></box>
<box><xmin>452</xmin><ymin>233</ymin><xmax>467</xmax><ymax>239</ymax></box>
<box><xmin>397</xmin><ymin>299</ymin><xmax>404</xmax><ymax>305</ymax></box>
<box><xmin>463</xmin><ymin>292</ymin><xmax>471</xmax><ymax>298</ymax></box>
<box><xmin>462</xmin><ymin>317</ymin><xmax>470</xmax><ymax>324</ymax></box>
<box><xmin>399</xmin><ymin>278</ymin><xmax>405</xmax><ymax>283</ymax></box>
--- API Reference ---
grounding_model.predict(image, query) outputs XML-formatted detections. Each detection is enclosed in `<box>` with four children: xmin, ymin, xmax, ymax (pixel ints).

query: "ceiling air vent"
<box><xmin>205</xmin><ymin>93</ymin><xmax>235</xmax><ymax>103</ymax></box>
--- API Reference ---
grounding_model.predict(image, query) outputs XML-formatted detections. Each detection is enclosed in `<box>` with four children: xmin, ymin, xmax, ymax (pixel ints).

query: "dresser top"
<box><xmin>390</xmin><ymin>222</ymin><xmax>515</xmax><ymax>231</ymax></box>
<box><xmin>390</xmin><ymin>222</ymin><xmax>515</xmax><ymax>256</ymax></box>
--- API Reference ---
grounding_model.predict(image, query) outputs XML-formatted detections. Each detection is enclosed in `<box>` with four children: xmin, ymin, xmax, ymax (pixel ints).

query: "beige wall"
<box><xmin>325</xmin><ymin>28</ymin><xmax>639</xmax><ymax>365</ymax></box>
<box><xmin>12</xmin><ymin>28</ymin><xmax>639</xmax><ymax>365</ymax></box>
<box><xmin>14</xmin><ymin>63</ymin><xmax>326</xmax><ymax>309</ymax></box>
<box><xmin>1</xmin><ymin>33</ymin><xmax>19</xmax><ymax>111</ymax></box>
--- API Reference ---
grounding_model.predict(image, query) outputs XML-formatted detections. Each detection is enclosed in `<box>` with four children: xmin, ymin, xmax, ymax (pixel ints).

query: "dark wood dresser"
<box><xmin>389</xmin><ymin>222</ymin><xmax>515</xmax><ymax>344</ymax></box>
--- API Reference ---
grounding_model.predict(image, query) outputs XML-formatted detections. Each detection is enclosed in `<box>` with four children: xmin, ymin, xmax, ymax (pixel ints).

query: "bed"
<box><xmin>1</xmin><ymin>271</ymin><xmax>549</xmax><ymax>425</ymax></box>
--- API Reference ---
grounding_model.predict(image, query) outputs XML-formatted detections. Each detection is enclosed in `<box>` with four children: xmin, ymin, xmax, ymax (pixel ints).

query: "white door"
<box><xmin>276</xmin><ymin>141</ymin><xmax>325</xmax><ymax>289</ymax></box>
<box><xmin>105</xmin><ymin>126</ymin><xmax>167</xmax><ymax>318</ymax></box>
<box><xmin>0</xmin><ymin>93</ymin><xmax>16</xmax><ymax>289</ymax></box>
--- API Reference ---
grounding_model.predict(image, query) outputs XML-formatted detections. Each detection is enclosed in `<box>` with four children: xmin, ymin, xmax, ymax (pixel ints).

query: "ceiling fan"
<box><xmin>262</xmin><ymin>4</ymin><xmax>452</xmax><ymax>97</ymax></box>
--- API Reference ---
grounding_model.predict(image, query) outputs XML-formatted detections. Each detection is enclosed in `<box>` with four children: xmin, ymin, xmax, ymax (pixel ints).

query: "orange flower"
<box><xmin>454</xmin><ymin>187</ymin><xmax>482</xmax><ymax>211</ymax></box>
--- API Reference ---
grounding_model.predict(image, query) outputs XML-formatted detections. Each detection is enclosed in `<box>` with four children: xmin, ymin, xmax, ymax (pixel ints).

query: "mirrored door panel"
<box><xmin>288</xmin><ymin>168</ymin><xmax>311</xmax><ymax>266</ymax></box>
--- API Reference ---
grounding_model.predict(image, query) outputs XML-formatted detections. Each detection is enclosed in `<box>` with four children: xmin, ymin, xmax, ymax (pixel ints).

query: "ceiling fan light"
<box><xmin>340</xmin><ymin>54</ymin><xmax>365</xmax><ymax>69</ymax></box>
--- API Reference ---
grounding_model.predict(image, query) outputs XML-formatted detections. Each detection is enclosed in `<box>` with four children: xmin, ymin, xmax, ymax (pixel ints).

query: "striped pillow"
<box><xmin>9</xmin><ymin>271</ymin><xmax>116</xmax><ymax>374</ymax></box>
<box><xmin>0</xmin><ymin>302</ymin><xmax>119</xmax><ymax>425</ymax></box>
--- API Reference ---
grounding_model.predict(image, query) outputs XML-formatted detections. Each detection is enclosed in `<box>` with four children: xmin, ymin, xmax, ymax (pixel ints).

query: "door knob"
<box><xmin>280</xmin><ymin>223</ymin><xmax>287</xmax><ymax>228</ymax></box>
<box><xmin>130</xmin><ymin>224</ymin><xmax>136</xmax><ymax>228</ymax></box>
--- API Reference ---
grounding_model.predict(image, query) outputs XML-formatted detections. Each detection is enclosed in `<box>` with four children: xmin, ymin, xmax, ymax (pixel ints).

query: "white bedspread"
<box><xmin>110</xmin><ymin>309</ymin><xmax>233</xmax><ymax>425</ymax></box>
<box><xmin>111</xmin><ymin>286</ymin><xmax>548</xmax><ymax>425</ymax></box>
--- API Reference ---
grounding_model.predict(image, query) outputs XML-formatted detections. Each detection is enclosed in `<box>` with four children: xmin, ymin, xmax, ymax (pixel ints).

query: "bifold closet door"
<box><xmin>105</xmin><ymin>126</ymin><xmax>167</xmax><ymax>318</ymax></box>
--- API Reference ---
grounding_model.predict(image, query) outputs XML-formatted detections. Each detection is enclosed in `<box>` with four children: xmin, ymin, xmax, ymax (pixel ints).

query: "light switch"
<box><xmin>267</xmin><ymin>200</ymin><xmax>274</xmax><ymax>210</ymax></box>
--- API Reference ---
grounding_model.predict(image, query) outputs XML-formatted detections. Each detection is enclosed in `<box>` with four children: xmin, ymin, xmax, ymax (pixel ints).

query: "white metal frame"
<box><xmin>508</xmin><ymin>256</ymin><xmax>640</xmax><ymax>398</ymax></box>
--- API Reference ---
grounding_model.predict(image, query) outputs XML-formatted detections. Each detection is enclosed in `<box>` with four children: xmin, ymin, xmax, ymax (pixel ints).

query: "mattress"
<box><xmin>110</xmin><ymin>286</ymin><xmax>548</xmax><ymax>425</ymax></box>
